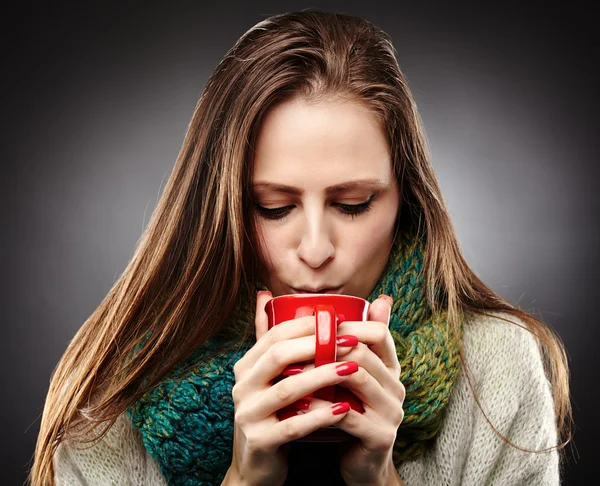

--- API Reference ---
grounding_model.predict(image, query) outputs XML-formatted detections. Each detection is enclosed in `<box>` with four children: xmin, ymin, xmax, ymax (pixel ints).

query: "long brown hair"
<box><xmin>29</xmin><ymin>10</ymin><xmax>572</xmax><ymax>485</ymax></box>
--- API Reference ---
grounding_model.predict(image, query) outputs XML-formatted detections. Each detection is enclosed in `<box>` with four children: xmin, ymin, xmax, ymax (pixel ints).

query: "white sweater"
<box><xmin>54</xmin><ymin>312</ymin><xmax>561</xmax><ymax>485</ymax></box>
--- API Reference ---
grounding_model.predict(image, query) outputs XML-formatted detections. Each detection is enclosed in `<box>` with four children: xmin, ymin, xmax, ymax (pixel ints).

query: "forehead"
<box><xmin>252</xmin><ymin>97</ymin><xmax>392</xmax><ymax>187</ymax></box>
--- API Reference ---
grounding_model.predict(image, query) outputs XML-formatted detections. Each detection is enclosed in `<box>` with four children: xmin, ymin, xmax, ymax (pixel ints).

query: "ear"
<box><xmin>255</xmin><ymin>290</ymin><xmax>273</xmax><ymax>341</ymax></box>
<box><xmin>368</xmin><ymin>295</ymin><xmax>392</xmax><ymax>327</ymax></box>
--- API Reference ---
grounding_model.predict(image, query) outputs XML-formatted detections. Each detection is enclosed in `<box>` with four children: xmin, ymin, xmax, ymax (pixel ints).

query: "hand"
<box><xmin>291</xmin><ymin>295</ymin><xmax>405</xmax><ymax>485</ymax></box>
<box><xmin>227</xmin><ymin>291</ymin><xmax>361</xmax><ymax>485</ymax></box>
<box><xmin>336</xmin><ymin>295</ymin><xmax>405</xmax><ymax>485</ymax></box>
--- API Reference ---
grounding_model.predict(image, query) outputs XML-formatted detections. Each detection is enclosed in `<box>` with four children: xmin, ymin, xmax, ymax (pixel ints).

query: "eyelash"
<box><xmin>255</xmin><ymin>195</ymin><xmax>375</xmax><ymax>221</ymax></box>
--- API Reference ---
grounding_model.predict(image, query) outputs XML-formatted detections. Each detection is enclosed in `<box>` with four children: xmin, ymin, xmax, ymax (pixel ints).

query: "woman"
<box><xmin>30</xmin><ymin>10</ymin><xmax>572</xmax><ymax>486</ymax></box>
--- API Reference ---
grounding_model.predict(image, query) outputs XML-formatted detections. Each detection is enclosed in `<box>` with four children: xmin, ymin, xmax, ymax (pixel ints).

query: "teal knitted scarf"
<box><xmin>127</xmin><ymin>227</ymin><xmax>463</xmax><ymax>485</ymax></box>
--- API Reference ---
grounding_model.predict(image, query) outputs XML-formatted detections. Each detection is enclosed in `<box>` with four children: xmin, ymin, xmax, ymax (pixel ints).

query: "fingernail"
<box><xmin>331</xmin><ymin>402</ymin><xmax>351</xmax><ymax>415</ymax></box>
<box><xmin>335</xmin><ymin>361</ymin><xmax>359</xmax><ymax>376</ymax></box>
<box><xmin>258</xmin><ymin>290</ymin><xmax>272</xmax><ymax>298</ymax></box>
<box><xmin>336</xmin><ymin>335</ymin><xmax>358</xmax><ymax>347</ymax></box>
<box><xmin>292</xmin><ymin>398</ymin><xmax>311</xmax><ymax>411</ymax></box>
<box><xmin>282</xmin><ymin>365</ymin><xmax>305</xmax><ymax>376</ymax></box>
<box><xmin>378</xmin><ymin>294</ymin><xmax>393</xmax><ymax>305</ymax></box>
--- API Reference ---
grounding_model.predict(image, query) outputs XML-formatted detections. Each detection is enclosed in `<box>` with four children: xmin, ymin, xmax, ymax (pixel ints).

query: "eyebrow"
<box><xmin>252</xmin><ymin>178</ymin><xmax>388</xmax><ymax>196</ymax></box>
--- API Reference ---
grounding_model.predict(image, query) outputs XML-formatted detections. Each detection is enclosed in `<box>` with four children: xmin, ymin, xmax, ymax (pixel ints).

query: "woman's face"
<box><xmin>251</xmin><ymin>97</ymin><xmax>401</xmax><ymax>299</ymax></box>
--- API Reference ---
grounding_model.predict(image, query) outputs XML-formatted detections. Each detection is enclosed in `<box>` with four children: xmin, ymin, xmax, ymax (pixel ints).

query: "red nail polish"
<box><xmin>292</xmin><ymin>398</ymin><xmax>311</xmax><ymax>411</ymax></box>
<box><xmin>282</xmin><ymin>365</ymin><xmax>305</xmax><ymax>376</ymax></box>
<box><xmin>336</xmin><ymin>335</ymin><xmax>358</xmax><ymax>347</ymax></box>
<box><xmin>331</xmin><ymin>402</ymin><xmax>351</xmax><ymax>415</ymax></box>
<box><xmin>335</xmin><ymin>361</ymin><xmax>359</xmax><ymax>376</ymax></box>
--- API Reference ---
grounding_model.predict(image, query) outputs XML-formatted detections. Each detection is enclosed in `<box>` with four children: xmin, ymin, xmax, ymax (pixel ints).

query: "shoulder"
<box><xmin>54</xmin><ymin>414</ymin><xmax>167</xmax><ymax>485</ymax></box>
<box><xmin>459</xmin><ymin>310</ymin><xmax>557</xmax><ymax>439</ymax></box>
<box><xmin>461</xmin><ymin>310</ymin><xmax>548</xmax><ymax>384</ymax></box>
<box><xmin>397</xmin><ymin>310</ymin><xmax>560</xmax><ymax>485</ymax></box>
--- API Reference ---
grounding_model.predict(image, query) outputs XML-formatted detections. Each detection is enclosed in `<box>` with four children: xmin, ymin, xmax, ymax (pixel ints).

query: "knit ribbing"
<box><xmin>126</xmin><ymin>226</ymin><xmax>463</xmax><ymax>485</ymax></box>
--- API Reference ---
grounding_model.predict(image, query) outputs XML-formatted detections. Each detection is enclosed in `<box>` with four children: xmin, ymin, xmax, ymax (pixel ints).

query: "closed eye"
<box><xmin>255</xmin><ymin>195</ymin><xmax>375</xmax><ymax>220</ymax></box>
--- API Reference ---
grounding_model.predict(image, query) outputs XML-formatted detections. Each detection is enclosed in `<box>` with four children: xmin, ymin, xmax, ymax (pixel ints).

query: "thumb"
<box><xmin>368</xmin><ymin>294</ymin><xmax>393</xmax><ymax>327</ymax></box>
<box><xmin>255</xmin><ymin>290</ymin><xmax>273</xmax><ymax>341</ymax></box>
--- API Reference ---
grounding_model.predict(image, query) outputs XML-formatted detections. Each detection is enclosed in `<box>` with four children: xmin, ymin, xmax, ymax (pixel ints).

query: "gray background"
<box><xmin>3</xmin><ymin>1</ymin><xmax>596</xmax><ymax>484</ymax></box>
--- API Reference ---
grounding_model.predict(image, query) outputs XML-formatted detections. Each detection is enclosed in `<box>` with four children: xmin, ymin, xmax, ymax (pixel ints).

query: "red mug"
<box><xmin>265</xmin><ymin>293</ymin><xmax>370</xmax><ymax>442</ymax></box>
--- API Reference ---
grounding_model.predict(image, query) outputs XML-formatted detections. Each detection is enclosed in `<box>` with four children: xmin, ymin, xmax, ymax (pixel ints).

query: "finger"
<box><xmin>250</xmin><ymin>333</ymin><xmax>319</xmax><ymax>384</ymax></box>
<box><xmin>337</xmin><ymin>319</ymin><xmax>399</xmax><ymax>370</ymax></box>
<box><xmin>288</xmin><ymin>393</ymin><xmax>403</xmax><ymax>451</ymax></box>
<box><xmin>238</xmin><ymin>314</ymin><xmax>316</xmax><ymax>374</ymax></box>
<box><xmin>263</xmin><ymin>400</ymin><xmax>352</xmax><ymax>448</ymax></box>
<box><xmin>288</xmin><ymin>396</ymin><xmax>334</xmax><ymax>412</ymax></box>
<box><xmin>255</xmin><ymin>290</ymin><xmax>273</xmax><ymax>341</ymax></box>
<box><xmin>282</xmin><ymin>344</ymin><xmax>404</xmax><ymax>408</ymax></box>
<box><xmin>232</xmin><ymin>334</ymin><xmax>317</xmax><ymax>405</ymax></box>
<box><xmin>339</xmin><ymin>343</ymin><xmax>404</xmax><ymax>394</ymax></box>
<box><xmin>334</xmin><ymin>407</ymin><xmax>399</xmax><ymax>451</ymax></box>
<box><xmin>282</xmin><ymin>362</ymin><xmax>314</xmax><ymax>376</ymax></box>
<box><xmin>334</xmin><ymin>362</ymin><xmax>402</xmax><ymax>412</ymax></box>
<box><xmin>276</xmin><ymin>337</ymin><xmax>363</xmax><ymax>379</ymax></box>
<box><xmin>368</xmin><ymin>294</ymin><xmax>392</xmax><ymax>327</ymax></box>
<box><xmin>280</xmin><ymin>341</ymin><xmax>357</xmax><ymax>376</ymax></box>
<box><xmin>253</xmin><ymin>361</ymin><xmax>360</xmax><ymax>419</ymax></box>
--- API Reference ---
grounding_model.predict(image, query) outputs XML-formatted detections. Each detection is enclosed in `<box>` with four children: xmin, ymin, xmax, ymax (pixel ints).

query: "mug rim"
<box><xmin>266</xmin><ymin>293</ymin><xmax>368</xmax><ymax>304</ymax></box>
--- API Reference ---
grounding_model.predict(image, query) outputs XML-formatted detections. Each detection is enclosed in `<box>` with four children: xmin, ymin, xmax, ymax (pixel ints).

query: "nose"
<box><xmin>296</xmin><ymin>212</ymin><xmax>335</xmax><ymax>268</ymax></box>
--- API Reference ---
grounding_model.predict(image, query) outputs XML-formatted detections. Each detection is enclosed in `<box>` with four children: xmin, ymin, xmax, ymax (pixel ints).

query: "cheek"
<box><xmin>348</xmin><ymin>230</ymin><xmax>388</xmax><ymax>263</ymax></box>
<box><xmin>343</xmin><ymin>211</ymin><xmax>396</xmax><ymax>268</ymax></box>
<box><xmin>356</xmin><ymin>210</ymin><xmax>396</xmax><ymax>247</ymax></box>
<box><xmin>255</xmin><ymin>222</ymin><xmax>287</xmax><ymax>272</ymax></box>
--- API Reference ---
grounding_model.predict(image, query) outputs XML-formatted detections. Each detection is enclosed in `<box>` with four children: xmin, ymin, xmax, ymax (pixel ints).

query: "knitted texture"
<box><xmin>126</xmin><ymin>227</ymin><xmax>463</xmax><ymax>485</ymax></box>
<box><xmin>54</xmin><ymin>313</ymin><xmax>560</xmax><ymax>485</ymax></box>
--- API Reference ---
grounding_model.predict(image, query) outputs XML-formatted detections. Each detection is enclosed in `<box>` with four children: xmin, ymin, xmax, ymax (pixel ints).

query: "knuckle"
<box><xmin>262</xmin><ymin>328</ymin><xmax>277</xmax><ymax>348</ymax></box>
<box><xmin>245</xmin><ymin>432</ymin><xmax>266</xmax><ymax>452</ymax></box>
<box><xmin>281</xmin><ymin>419</ymin><xmax>301</xmax><ymax>441</ymax></box>
<box><xmin>234</xmin><ymin>407</ymin><xmax>249</xmax><ymax>426</ymax></box>
<box><xmin>351</xmin><ymin>342</ymin><xmax>366</xmax><ymax>360</ymax></box>
<box><xmin>340</xmin><ymin>408</ymin><xmax>360</xmax><ymax>428</ymax></box>
<box><xmin>233</xmin><ymin>360</ymin><xmax>244</xmax><ymax>379</ymax></box>
<box><xmin>353</xmin><ymin>367</ymin><xmax>369</xmax><ymax>387</ymax></box>
<box><xmin>395</xmin><ymin>364</ymin><xmax>403</xmax><ymax>379</ymax></box>
<box><xmin>392</xmin><ymin>405</ymin><xmax>405</xmax><ymax>425</ymax></box>
<box><xmin>397</xmin><ymin>381</ymin><xmax>406</xmax><ymax>401</ymax></box>
<box><xmin>303</xmin><ymin>315</ymin><xmax>316</xmax><ymax>332</ymax></box>
<box><xmin>269</xmin><ymin>323</ymin><xmax>284</xmax><ymax>341</ymax></box>
<box><xmin>366</xmin><ymin>428</ymin><xmax>395</xmax><ymax>450</ymax></box>
<box><xmin>267</xmin><ymin>323</ymin><xmax>288</xmax><ymax>344</ymax></box>
<box><xmin>231</xmin><ymin>383</ymin><xmax>243</xmax><ymax>404</ymax></box>
<box><xmin>274</xmin><ymin>381</ymin><xmax>294</xmax><ymax>403</ymax></box>
<box><xmin>269</xmin><ymin>341</ymin><xmax>288</xmax><ymax>367</ymax></box>
<box><xmin>375</xmin><ymin>322</ymin><xmax>389</xmax><ymax>343</ymax></box>
<box><xmin>383</xmin><ymin>428</ymin><xmax>398</xmax><ymax>447</ymax></box>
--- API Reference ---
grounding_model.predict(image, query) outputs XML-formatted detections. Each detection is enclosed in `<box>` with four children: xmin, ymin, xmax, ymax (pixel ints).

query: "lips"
<box><xmin>291</xmin><ymin>286</ymin><xmax>342</xmax><ymax>294</ymax></box>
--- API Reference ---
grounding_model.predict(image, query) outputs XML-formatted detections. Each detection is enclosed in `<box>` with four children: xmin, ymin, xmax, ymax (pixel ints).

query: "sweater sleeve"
<box><xmin>397</xmin><ymin>312</ymin><xmax>561</xmax><ymax>486</ymax></box>
<box><xmin>54</xmin><ymin>413</ymin><xmax>167</xmax><ymax>486</ymax></box>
